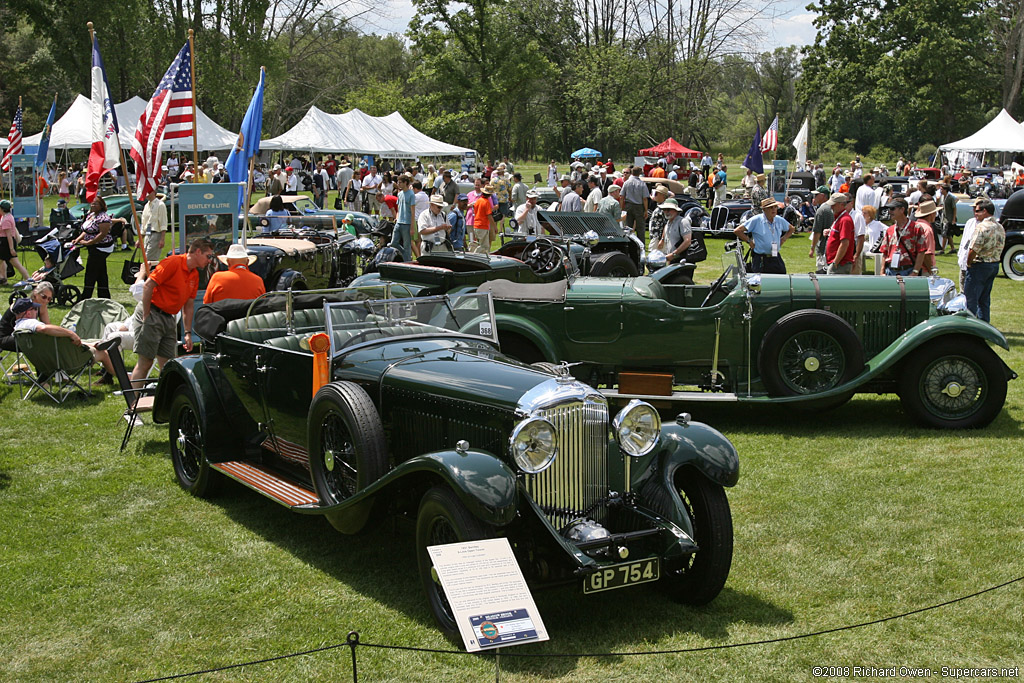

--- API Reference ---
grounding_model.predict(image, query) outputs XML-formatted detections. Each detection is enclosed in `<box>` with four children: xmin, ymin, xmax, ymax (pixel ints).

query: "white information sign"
<box><xmin>427</xmin><ymin>538</ymin><xmax>549</xmax><ymax>652</ymax></box>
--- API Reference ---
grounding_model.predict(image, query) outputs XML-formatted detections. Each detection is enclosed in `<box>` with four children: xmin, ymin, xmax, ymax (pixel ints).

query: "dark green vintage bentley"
<box><xmin>353</xmin><ymin>247</ymin><xmax>1016</xmax><ymax>429</ymax></box>
<box><xmin>152</xmin><ymin>289</ymin><xmax>740</xmax><ymax>638</ymax></box>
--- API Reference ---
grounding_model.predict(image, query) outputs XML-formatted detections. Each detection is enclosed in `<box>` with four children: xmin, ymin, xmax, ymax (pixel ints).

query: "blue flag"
<box><xmin>743</xmin><ymin>124</ymin><xmax>764</xmax><ymax>175</ymax></box>
<box><xmin>226</xmin><ymin>69</ymin><xmax>265</xmax><ymax>188</ymax></box>
<box><xmin>35</xmin><ymin>96</ymin><xmax>57</xmax><ymax>170</ymax></box>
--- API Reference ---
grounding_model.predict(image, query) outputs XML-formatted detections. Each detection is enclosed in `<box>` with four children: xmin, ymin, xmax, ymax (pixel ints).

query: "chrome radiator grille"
<box><xmin>525</xmin><ymin>399</ymin><xmax>609</xmax><ymax>529</ymax></box>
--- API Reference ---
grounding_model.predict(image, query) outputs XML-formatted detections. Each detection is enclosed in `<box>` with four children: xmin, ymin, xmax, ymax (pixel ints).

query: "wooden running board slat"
<box><xmin>212</xmin><ymin>461</ymin><xmax>320</xmax><ymax>507</ymax></box>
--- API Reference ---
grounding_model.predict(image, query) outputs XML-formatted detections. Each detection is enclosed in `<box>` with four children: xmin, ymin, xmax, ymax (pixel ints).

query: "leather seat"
<box><xmin>630</xmin><ymin>276</ymin><xmax>667</xmax><ymax>300</ymax></box>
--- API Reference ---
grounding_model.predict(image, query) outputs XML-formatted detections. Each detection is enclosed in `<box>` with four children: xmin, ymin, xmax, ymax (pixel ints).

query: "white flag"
<box><xmin>792</xmin><ymin>118</ymin><xmax>809</xmax><ymax>170</ymax></box>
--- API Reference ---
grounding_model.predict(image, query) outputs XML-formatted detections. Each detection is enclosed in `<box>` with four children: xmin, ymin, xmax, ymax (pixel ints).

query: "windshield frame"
<box><xmin>324</xmin><ymin>292</ymin><xmax>499</xmax><ymax>358</ymax></box>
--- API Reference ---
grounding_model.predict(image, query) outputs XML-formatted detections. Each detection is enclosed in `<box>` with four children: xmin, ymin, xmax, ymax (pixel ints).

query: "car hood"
<box><xmin>381</xmin><ymin>347</ymin><xmax>552</xmax><ymax>410</ymax></box>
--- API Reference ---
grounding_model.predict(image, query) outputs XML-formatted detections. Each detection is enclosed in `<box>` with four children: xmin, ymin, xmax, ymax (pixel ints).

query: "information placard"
<box><xmin>427</xmin><ymin>538</ymin><xmax>548</xmax><ymax>652</ymax></box>
<box><xmin>9</xmin><ymin>154</ymin><xmax>37</xmax><ymax>219</ymax></box>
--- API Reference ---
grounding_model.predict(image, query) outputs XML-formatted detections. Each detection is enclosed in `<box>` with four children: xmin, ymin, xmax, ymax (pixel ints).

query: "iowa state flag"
<box><xmin>86</xmin><ymin>34</ymin><xmax>120</xmax><ymax>202</ymax></box>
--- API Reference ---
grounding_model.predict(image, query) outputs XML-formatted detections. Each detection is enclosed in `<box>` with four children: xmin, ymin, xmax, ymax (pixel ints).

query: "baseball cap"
<box><xmin>12</xmin><ymin>298</ymin><xmax>41</xmax><ymax>314</ymax></box>
<box><xmin>884</xmin><ymin>198</ymin><xmax>909</xmax><ymax>211</ymax></box>
<box><xmin>456</xmin><ymin>193</ymin><xmax>469</xmax><ymax>201</ymax></box>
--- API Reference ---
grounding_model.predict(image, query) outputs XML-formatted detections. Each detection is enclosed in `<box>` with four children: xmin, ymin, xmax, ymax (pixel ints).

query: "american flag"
<box><xmin>1</xmin><ymin>106</ymin><xmax>23</xmax><ymax>172</ymax></box>
<box><xmin>130</xmin><ymin>42</ymin><xmax>193</xmax><ymax>199</ymax></box>
<box><xmin>761</xmin><ymin>115</ymin><xmax>779</xmax><ymax>153</ymax></box>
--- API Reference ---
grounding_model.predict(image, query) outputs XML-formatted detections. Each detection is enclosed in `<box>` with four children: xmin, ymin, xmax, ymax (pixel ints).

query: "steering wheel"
<box><xmin>701</xmin><ymin>266</ymin><xmax>736</xmax><ymax>308</ymax></box>
<box><xmin>521</xmin><ymin>238</ymin><xmax>561</xmax><ymax>275</ymax></box>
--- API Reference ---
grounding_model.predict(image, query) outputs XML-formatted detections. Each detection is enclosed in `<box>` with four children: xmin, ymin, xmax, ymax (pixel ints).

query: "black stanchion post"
<box><xmin>347</xmin><ymin>631</ymin><xmax>360</xmax><ymax>682</ymax></box>
<box><xmin>495</xmin><ymin>647</ymin><xmax>500</xmax><ymax>683</ymax></box>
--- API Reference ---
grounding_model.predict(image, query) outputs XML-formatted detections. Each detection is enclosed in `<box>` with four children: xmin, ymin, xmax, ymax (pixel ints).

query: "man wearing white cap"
<box><xmin>418</xmin><ymin>195</ymin><xmax>451</xmax><ymax>252</ymax></box>
<box><xmin>514</xmin><ymin>191</ymin><xmax>542</xmax><ymax>235</ymax></box>
<box><xmin>141</xmin><ymin>189</ymin><xmax>168</xmax><ymax>262</ymax></box>
<box><xmin>203</xmin><ymin>244</ymin><xmax>265</xmax><ymax>303</ymax></box>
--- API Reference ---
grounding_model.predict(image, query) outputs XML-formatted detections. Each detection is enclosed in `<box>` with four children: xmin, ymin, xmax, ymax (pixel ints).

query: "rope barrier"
<box><xmin>134</xmin><ymin>573</ymin><xmax>1023</xmax><ymax>682</ymax></box>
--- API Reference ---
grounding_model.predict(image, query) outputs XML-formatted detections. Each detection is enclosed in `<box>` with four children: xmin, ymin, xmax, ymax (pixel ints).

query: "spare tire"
<box><xmin>588</xmin><ymin>251</ymin><xmax>639</xmax><ymax>277</ymax></box>
<box><xmin>758</xmin><ymin>309</ymin><xmax>864</xmax><ymax>397</ymax></box>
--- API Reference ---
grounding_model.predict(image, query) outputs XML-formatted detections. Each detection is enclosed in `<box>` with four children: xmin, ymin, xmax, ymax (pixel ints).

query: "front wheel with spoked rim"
<box><xmin>169</xmin><ymin>385</ymin><xmax>221</xmax><ymax>497</ymax></box>
<box><xmin>416</xmin><ymin>487</ymin><xmax>498</xmax><ymax>639</ymax></box>
<box><xmin>307</xmin><ymin>382</ymin><xmax>388</xmax><ymax>513</ymax></box>
<box><xmin>898</xmin><ymin>337</ymin><xmax>1007</xmax><ymax>429</ymax></box>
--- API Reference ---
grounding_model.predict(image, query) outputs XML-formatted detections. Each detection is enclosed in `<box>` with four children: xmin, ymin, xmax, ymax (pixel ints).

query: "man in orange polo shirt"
<box><xmin>203</xmin><ymin>244</ymin><xmax>266</xmax><ymax>303</ymax></box>
<box><xmin>131</xmin><ymin>238</ymin><xmax>215</xmax><ymax>381</ymax></box>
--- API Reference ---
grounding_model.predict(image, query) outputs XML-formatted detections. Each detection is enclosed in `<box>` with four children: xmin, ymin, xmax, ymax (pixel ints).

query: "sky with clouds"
<box><xmin>355</xmin><ymin>0</ymin><xmax>819</xmax><ymax>53</ymax></box>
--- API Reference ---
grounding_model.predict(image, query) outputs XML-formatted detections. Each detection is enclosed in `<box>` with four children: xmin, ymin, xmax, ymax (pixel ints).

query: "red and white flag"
<box><xmin>1</xmin><ymin>105</ymin><xmax>23</xmax><ymax>172</ymax></box>
<box><xmin>761</xmin><ymin>115</ymin><xmax>779</xmax><ymax>153</ymax></box>
<box><xmin>130</xmin><ymin>41</ymin><xmax>194</xmax><ymax>200</ymax></box>
<box><xmin>86</xmin><ymin>35</ymin><xmax>121</xmax><ymax>202</ymax></box>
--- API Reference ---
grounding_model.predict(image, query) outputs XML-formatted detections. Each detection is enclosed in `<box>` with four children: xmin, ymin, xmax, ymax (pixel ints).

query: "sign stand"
<box><xmin>426</xmin><ymin>538</ymin><xmax>549</xmax><ymax>654</ymax></box>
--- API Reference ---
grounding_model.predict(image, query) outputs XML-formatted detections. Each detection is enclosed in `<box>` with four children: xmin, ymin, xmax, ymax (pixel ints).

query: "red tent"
<box><xmin>638</xmin><ymin>137</ymin><xmax>701</xmax><ymax>159</ymax></box>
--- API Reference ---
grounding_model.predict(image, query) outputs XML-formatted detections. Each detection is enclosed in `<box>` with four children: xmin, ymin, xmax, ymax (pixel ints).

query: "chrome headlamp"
<box><xmin>509</xmin><ymin>417</ymin><xmax>558</xmax><ymax>473</ymax></box>
<box><xmin>613</xmin><ymin>400</ymin><xmax>661</xmax><ymax>457</ymax></box>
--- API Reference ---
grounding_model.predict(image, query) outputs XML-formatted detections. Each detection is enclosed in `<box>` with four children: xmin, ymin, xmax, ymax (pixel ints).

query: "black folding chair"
<box><xmin>97</xmin><ymin>338</ymin><xmax>158</xmax><ymax>451</ymax></box>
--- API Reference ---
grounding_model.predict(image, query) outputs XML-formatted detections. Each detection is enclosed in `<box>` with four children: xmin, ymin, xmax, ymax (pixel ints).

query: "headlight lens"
<box><xmin>613</xmin><ymin>400</ymin><xmax>661</xmax><ymax>457</ymax></box>
<box><xmin>509</xmin><ymin>417</ymin><xmax>558</xmax><ymax>473</ymax></box>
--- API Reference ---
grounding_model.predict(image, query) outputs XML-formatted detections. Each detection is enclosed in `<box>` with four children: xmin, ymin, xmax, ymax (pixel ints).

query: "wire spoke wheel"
<box><xmin>778</xmin><ymin>330</ymin><xmax>846</xmax><ymax>393</ymax></box>
<box><xmin>175</xmin><ymin>405</ymin><xmax>202</xmax><ymax>482</ymax></box>
<box><xmin>319</xmin><ymin>411</ymin><xmax>358</xmax><ymax>500</ymax></box>
<box><xmin>169</xmin><ymin>386</ymin><xmax>220</xmax><ymax>496</ymax></box>
<box><xmin>918</xmin><ymin>355</ymin><xmax>987</xmax><ymax>420</ymax></box>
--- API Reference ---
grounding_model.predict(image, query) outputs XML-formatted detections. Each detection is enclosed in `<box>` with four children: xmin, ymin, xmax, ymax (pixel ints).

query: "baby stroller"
<box><xmin>8</xmin><ymin>235</ymin><xmax>85</xmax><ymax>306</ymax></box>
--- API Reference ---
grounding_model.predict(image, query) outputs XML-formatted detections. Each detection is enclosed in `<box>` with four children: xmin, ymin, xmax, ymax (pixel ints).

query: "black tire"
<box><xmin>307</xmin><ymin>382</ymin><xmax>388</xmax><ymax>508</ymax></box>
<box><xmin>169</xmin><ymin>385</ymin><xmax>221</xmax><ymax>497</ymax></box>
<box><xmin>897</xmin><ymin>337</ymin><xmax>1008</xmax><ymax>429</ymax></box>
<box><xmin>498</xmin><ymin>333</ymin><xmax>544</xmax><ymax>365</ymax></box>
<box><xmin>56</xmin><ymin>285</ymin><xmax>82</xmax><ymax>307</ymax></box>
<box><xmin>588</xmin><ymin>251</ymin><xmax>639</xmax><ymax>277</ymax></box>
<box><xmin>659</xmin><ymin>471</ymin><xmax>733</xmax><ymax>605</ymax></box>
<box><xmin>416</xmin><ymin>487</ymin><xmax>498</xmax><ymax>638</ymax></box>
<box><xmin>758</xmin><ymin>309</ymin><xmax>864</xmax><ymax>397</ymax></box>
<box><xmin>1001</xmin><ymin>242</ymin><xmax>1024</xmax><ymax>281</ymax></box>
<box><xmin>8</xmin><ymin>291</ymin><xmax>19</xmax><ymax>306</ymax></box>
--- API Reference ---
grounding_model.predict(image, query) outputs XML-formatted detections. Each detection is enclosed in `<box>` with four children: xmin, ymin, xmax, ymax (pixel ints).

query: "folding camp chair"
<box><xmin>61</xmin><ymin>298</ymin><xmax>129</xmax><ymax>343</ymax></box>
<box><xmin>96</xmin><ymin>338</ymin><xmax>157</xmax><ymax>451</ymax></box>
<box><xmin>13</xmin><ymin>330</ymin><xmax>95</xmax><ymax>403</ymax></box>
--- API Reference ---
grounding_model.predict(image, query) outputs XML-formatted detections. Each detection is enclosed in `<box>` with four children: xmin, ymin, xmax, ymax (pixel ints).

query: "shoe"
<box><xmin>97</xmin><ymin>371</ymin><xmax>113</xmax><ymax>385</ymax></box>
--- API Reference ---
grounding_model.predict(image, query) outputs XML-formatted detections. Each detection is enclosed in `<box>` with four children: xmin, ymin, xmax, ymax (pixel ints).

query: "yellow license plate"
<box><xmin>583</xmin><ymin>557</ymin><xmax>660</xmax><ymax>594</ymax></box>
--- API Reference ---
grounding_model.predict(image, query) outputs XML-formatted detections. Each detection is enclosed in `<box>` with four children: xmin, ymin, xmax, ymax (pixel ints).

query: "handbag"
<box><xmin>346</xmin><ymin>187</ymin><xmax>358</xmax><ymax>203</ymax></box>
<box><xmin>684</xmin><ymin>232</ymin><xmax>708</xmax><ymax>263</ymax></box>
<box><xmin>334</xmin><ymin>196</ymin><xmax>344</xmax><ymax>210</ymax></box>
<box><xmin>121</xmin><ymin>246</ymin><xmax>143</xmax><ymax>285</ymax></box>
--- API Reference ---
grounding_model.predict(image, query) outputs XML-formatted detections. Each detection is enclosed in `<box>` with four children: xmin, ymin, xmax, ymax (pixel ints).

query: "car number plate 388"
<box><xmin>583</xmin><ymin>557</ymin><xmax>660</xmax><ymax>594</ymax></box>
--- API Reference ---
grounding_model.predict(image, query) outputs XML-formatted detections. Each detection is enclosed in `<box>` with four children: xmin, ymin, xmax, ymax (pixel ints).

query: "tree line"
<box><xmin>3</xmin><ymin>0</ymin><xmax>1024</xmax><ymax>163</ymax></box>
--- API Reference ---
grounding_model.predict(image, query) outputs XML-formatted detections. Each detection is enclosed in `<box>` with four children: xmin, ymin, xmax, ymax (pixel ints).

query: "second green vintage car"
<box><xmin>356</xmin><ymin>247</ymin><xmax>1016</xmax><ymax>429</ymax></box>
<box><xmin>153</xmin><ymin>289</ymin><xmax>740</xmax><ymax>639</ymax></box>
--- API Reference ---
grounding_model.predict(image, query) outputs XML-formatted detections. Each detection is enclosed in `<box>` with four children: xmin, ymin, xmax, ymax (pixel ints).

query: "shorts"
<box><xmin>134</xmin><ymin>308</ymin><xmax>178</xmax><ymax>360</ymax></box>
<box><xmin>497</xmin><ymin>202</ymin><xmax>509</xmax><ymax>218</ymax></box>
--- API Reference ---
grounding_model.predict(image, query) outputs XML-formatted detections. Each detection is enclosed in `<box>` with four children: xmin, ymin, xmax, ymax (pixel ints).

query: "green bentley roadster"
<box><xmin>353</xmin><ymin>246</ymin><xmax>1016</xmax><ymax>429</ymax></box>
<box><xmin>152</xmin><ymin>289</ymin><xmax>740</xmax><ymax>639</ymax></box>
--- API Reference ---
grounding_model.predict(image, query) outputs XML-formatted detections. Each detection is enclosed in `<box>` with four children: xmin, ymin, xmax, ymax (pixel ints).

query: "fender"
<box><xmin>152</xmin><ymin>355</ymin><xmax>247</xmax><ymax>461</ymax></box>
<box><xmin>494</xmin><ymin>313</ymin><xmax>560</xmax><ymax>362</ymax></box>
<box><xmin>632</xmin><ymin>420</ymin><xmax>739</xmax><ymax>538</ymax></box>
<box><xmin>314</xmin><ymin>448</ymin><xmax>519</xmax><ymax>533</ymax></box>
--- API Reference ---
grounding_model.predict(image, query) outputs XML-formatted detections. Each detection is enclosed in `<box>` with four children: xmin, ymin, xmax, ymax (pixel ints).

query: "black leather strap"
<box><xmin>808</xmin><ymin>273</ymin><xmax>822</xmax><ymax>309</ymax></box>
<box><xmin>896</xmin><ymin>276</ymin><xmax>907</xmax><ymax>333</ymax></box>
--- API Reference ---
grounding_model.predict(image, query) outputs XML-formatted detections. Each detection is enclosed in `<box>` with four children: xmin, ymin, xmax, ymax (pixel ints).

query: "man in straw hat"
<box><xmin>646</xmin><ymin>184</ymin><xmax>672</xmax><ymax>249</ymax></box>
<box><xmin>749</xmin><ymin>173</ymin><xmax>770</xmax><ymax>215</ymax></box>
<box><xmin>652</xmin><ymin>198</ymin><xmax>693</xmax><ymax>264</ymax></box>
<box><xmin>735</xmin><ymin>196</ymin><xmax>794</xmax><ymax>274</ymax></box>
<box><xmin>418</xmin><ymin>195</ymin><xmax>451</xmax><ymax>253</ymax></box>
<box><xmin>203</xmin><ymin>244</ymin><xmax>265</xmax><ymax>304</ymax></box>
<box><xmin>911</xmin><ymin>198</ymin><xmax>940</xmax><ymax>274</ymax></box>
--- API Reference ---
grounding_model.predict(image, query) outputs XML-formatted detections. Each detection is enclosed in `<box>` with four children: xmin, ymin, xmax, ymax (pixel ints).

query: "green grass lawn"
<box><xmin>1</xmin><ymin>211</ymin><xmax>1022</xmax><ymax>681</ymax></box>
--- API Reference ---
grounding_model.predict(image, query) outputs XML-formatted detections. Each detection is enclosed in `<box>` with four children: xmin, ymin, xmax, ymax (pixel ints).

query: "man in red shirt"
<box><xmin>878</xmin><ymin>198</ymin><xmax>927</xmax><ymax>276</ymax></box>
<box><xmin>472</xmin><ymin>185</ymin><xmax>495</xmax><ymax>253</ymax></box>
<box><xmin>825</xmin><ymin>193</ymin><xmax>856</xmax><ymax>274</ymax></box>
<box><xmin>131</xmin><ymin>238</ymin><xmax>215</xmax><ymax>381</ymax></box>
<box><xmin>203</xmin><ymin>244</ymin><xmax>266</xmax><ymax>304</ymax></box>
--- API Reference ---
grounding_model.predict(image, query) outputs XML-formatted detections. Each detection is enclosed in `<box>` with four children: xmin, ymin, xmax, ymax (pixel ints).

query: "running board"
<box><xmin>600</xmin><ymin>388</ymin><xmax>740</xmax><ymax>402</ymax></box>
<box><xmin>212</xmin><ymin>461</ymin><xmax>323</xmax><ymax>509</ymax></box>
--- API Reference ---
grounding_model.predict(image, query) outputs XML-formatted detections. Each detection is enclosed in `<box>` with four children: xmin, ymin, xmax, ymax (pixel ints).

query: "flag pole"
<box><xmin>241</xmin><ymin>65</ymin><xmax>265</xmax><ymax>247</ymax></box>
<box><xmin>188</xmin><ymin>29</ymin><xmax>199</xmax><ymax>172</ymax></box>
<box><xmin>0</xmin><ymin>95</ymin><xmax>15</xmax><ymax>196</ymax></box>
<box><xmin>89</xmin><ymin>22</ymin><xmax>143</xmax><ymax>247</ymax></box>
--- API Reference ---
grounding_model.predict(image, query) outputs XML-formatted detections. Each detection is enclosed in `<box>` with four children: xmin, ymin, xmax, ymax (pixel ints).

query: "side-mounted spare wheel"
<box><xmin>897</xmin><ymin>336</ymin><xmax>1008</xmax><ymax>429</ymax></box>
<box><xmin>169</xmin><ymin>385</ymin><xmax>222</xmax><ymax>497</ymax></box>
<box><xmin>307</xmin><ymin>381</ymin><xmax>388</xmax><ymax>509</ymax></box>
<box><xmin>758</xmin><ymin>309</ymin><xmax>865</xmax><ymax>402</ymax></box>
<box><xmin>587</xmin><ymin>250</ymin><xmax>639</xmax><ymax>277</ymax></box>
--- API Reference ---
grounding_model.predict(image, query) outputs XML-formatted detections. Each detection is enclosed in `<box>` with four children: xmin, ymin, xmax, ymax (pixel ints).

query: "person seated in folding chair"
<box><xmin>11</xmin><ymin>298</ymin><xmax>116</xmax><ymax>376</ymax></box>
<box><xmin>2</xmin><ymin>283</ymin><xmax>53</xmax><ymax>352</ymax></box>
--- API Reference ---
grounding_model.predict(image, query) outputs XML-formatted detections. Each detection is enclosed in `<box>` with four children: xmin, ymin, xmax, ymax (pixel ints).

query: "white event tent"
<box><xmin>938</xmin><ymin>109</ymin><xmax>1024</xmax><ymax>155</ymax></box>
<box><xmin>261</xmin><ymin>106</ymin><xmax>474</xmax><ymax>158</ymax></box>
<box><xmin>18</xmin><ymin>94</ymin><xmax>238</xmax><ymax>151</ymax></box>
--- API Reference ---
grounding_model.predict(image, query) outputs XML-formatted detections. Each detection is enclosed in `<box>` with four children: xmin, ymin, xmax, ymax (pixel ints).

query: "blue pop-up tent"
<box><xmin>570</xmin><ymin>147</ymin><xmax>602</xmax><ymax>159</ymax></box>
